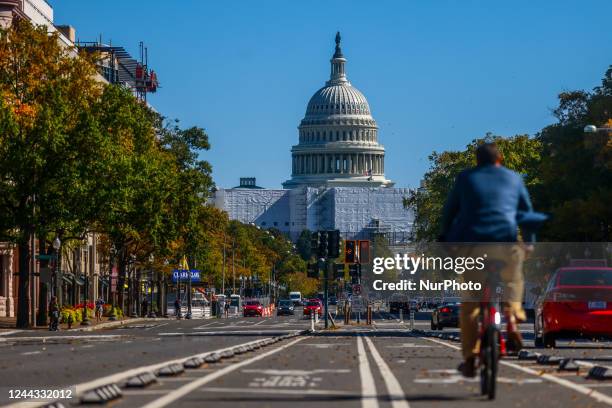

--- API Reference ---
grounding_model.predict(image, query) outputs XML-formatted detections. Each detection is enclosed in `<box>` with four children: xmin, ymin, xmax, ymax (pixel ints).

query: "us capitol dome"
<box><xmin>282</xmin><ymin>32</ymin><xmax>393</xmax><ymax>188</ymax></box>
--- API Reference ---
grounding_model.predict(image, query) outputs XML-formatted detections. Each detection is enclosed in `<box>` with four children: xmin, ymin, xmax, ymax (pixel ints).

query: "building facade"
<box><xmin>214</xmin><ymin>33</ymin><xmax>413</xmax><ymax>243</ymax></box>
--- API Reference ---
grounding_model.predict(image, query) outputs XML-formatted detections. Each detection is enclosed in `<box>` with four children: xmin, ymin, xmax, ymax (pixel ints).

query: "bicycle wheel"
<box><xmin>480</xmin><ymin>325</ymin><xmax>499</xmax><ymax>399</ymax></box>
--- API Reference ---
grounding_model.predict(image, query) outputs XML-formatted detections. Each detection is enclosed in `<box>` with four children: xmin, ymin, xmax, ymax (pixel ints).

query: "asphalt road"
<box><xmin>1</xmin><ymin>307</ymin><xmax>611</xmax><ymax>408</ymax></box>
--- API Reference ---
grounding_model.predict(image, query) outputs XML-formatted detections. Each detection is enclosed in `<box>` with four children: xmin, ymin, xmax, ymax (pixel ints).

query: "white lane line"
<box><xmin>420</xmin><ymin>336</ymin><xmax>612</xmax><ymax>406</ymax></box>
<box><xmin>140</xmin><ymin>337</ymin><xmax>305</xmax><ymax>408</ymax></box>
<box><xmin>363</xmin><ymin>336</ymin><xmax>410</xmax><ymax>408</ymax></box>
<box><xmin>0</xmin><ymin>330</ymin><xmax>21</xmax><ymax>336</ymax></box>
<box><xmin>20</xmin><ymin>351</ymin><xmax>41</xmax><ymax>356</ymax></box>
<box><xmin>145</xmin><ymin>322</ymin><xmax>168</xmax><ymax>330</ymax></box>
<box><xmin>200</xmin><ymin>387</ymin><xmax>353</xmax><ymax>396</ymax></box>
<box><xmin>356</xmin><ymin>335</ymin><xmax>379</xmax><ymax>408</ymax></box>
<box><xmin>158</xmin><ymin>330</ymin><xmax>300</xmax><ymax>336</ymax></box>
<box><xmin>253</xmin><ymin>320</ymin><xmax>267</xmax><ymax>326</ymax></box>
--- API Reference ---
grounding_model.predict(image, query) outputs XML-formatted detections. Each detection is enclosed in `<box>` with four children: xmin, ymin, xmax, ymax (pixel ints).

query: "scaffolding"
<box><xmin>77</xmin><ymin>39</ymin><xmax>159</xmax><ymax>102</ymax></box>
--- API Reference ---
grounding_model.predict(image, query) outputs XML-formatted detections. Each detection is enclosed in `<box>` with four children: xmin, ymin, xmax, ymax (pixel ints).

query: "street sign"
<box><xmin>352</xmin><ymin>295</ymin><xmax>364</xmax><ymax>312</ymax></box>
<box><xmin>35</xmin><ymin>254</ymin><xmax>56</xmax><ymax>260</ymax></box>
<box><xmin>171</xmin><ymin>269</ymin><xmax>200</xmax><ymax>283</ymax></box>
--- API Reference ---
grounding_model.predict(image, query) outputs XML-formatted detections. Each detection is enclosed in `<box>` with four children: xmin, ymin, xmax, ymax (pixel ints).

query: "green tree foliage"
<box><xmin>405</xmin><ymin>134</ymin><xmax>541</xmax><ymax>242</ymax></box>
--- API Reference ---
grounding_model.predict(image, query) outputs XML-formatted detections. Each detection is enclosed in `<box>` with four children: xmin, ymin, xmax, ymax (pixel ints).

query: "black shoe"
<box><xmin>458</xmin><ymin>357</ymin><xmax>476</xmax><ymax>377</ymax></box>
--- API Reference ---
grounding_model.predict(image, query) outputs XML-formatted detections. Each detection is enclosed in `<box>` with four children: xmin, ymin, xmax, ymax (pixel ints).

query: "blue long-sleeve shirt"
<box><xmin>441</xmin><ymin>164</ymin><xmax>533</xmax><ymax>243</ymax></box>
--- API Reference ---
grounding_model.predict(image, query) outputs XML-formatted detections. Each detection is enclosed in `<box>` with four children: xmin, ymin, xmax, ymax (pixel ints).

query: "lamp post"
<box><xmin>186</xmin><ymin>258</ymin><xmax>193</xmax><ymax>320</ymax></box>
<box><xmin>52</xmin><ymin>237</ymin><xmax>61</xmax><ymax>301</ymax></box>
<box><xmin>108</xmin><ymin>244</ymin><xmax>117</xmax><ymax>321</ymax></box>
<box><xmin>81</xmin><ymin>245</ymin><xmax>91</xmax><ymax>326</ymax></box>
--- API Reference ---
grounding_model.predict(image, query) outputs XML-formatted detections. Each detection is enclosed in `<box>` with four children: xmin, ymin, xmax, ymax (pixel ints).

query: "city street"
<box><xmin>1</xmin><ymin>307</ymin><xmax>611</xmax><ymax>408</ymax></box>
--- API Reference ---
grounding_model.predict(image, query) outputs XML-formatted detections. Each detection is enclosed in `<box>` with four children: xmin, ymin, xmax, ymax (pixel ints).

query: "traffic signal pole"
<box><xmin>324</xmin><ymin>260</ymin><xmax>330</xmax><ymax>329</ymax></box>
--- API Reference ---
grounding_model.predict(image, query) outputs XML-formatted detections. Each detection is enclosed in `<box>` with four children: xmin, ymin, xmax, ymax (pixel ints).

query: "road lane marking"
<box><xmin>199</xmin><ymin>387</ymin><xmax>353</xmax><ymax>396</ymax></box>
<box><xmin>385</xmin><ymin>342</ymin><xmax>434</xmax><ymax>348</ymax></box>
<box><xmin>356</xmin><ymin>335</ymin><xmax>379</xmax><ymax>408</ymax></box>
<box><xmin>139</xmin><ymin>337</ymin><xmax>305</xmax><ymax>408</ymax></box>
<box><xmin>20</xmin><ymin>351</ymin><xmax>41</xmax><ymax>355</ymax></box>
<box><xmin>242</xmin><ymin>369</ymin><xmax>350</xmax><ymax>375</ymax></box>
<box><xmin>158</xmin><ymin>330</ymin><xmax>302</xmax><ymax>336</ymax></box>
<box><xmin>363</xmin><ymin>336</ymin><xmax>410</xmax><ymax>408</ymax></box>
<box><xmin>0</xmin><ymin>330</ymin><xmax>21</xmax><ymax>336</ymax></box>
<box><xmin>420</xmin><ymin>336</ymin><xmax>612</xmax><ymax>406</ymax></box>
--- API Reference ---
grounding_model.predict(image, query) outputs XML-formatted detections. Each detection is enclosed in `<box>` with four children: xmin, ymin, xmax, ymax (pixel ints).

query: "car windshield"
<box><xmin>279</xmin><ymin>300</ymin><xmax>292</xmax><ymax>306</ymax></box>
<box><xmin>245</xmin><ymin>301</ymin><xmax>260</xmax><ymax>306</ymax></box>
<box><xmin>558</xmin><ymin>269</ymin><xmax>612</xmax><ymax>286</ymax></box>
<box><xmin>306</xmin><ymin>301</ymin><xmax>320</xmax><ymax>307</ymax></box>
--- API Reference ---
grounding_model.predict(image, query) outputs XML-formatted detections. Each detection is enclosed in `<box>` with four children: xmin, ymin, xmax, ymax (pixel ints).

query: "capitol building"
<box><xmin>213</xmin><ymin>33</ymin><xmax>413</xmax><ymax>242</ymax></box>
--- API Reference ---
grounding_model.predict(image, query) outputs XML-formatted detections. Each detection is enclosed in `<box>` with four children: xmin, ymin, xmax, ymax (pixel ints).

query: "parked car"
<box><xmin>534</xmin><ymin>267</ymin><xmax>612</xmax><ymax>348</ymax></box>
<box><xmin>431</xmin><ymin>303</ymin><xmax>460</xmax><ymax>330</ymax></box>
<box><xmin>277</xmin><ymin>299</ymin><xmax>295</xmax><ymax>316</ymax></box>
<box><xmin>243</xmin><ymin>300</ymin><xmax>264</xmax><ymax>317</ymax></box>
<box><xmin>303</xmin><ymin>299</ymin><xmax>323</xmax><ymax>317</ymax></box>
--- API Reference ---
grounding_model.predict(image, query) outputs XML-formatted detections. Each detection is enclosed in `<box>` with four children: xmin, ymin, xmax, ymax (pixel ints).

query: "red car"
<box><xmin>303</xmin><ymin>299</ymin><xmax>323</xmax><ymax>317</ymax></box>
<box><xmin>534</xmin><ymin>267</ymin><xmax>612</xmax><ymax>348</ymax></box>
<box><xmin>243</xmin><ymin>300</ymin><xmax>264</xmax><ymax>317</ymax></box>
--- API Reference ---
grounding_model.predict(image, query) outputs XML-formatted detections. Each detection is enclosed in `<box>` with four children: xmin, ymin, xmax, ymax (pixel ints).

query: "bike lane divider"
<box><xmin>137</xmin><ymin>334</ymin><xmax>367</xmax><ymax>408</ymax></box>
<box><xmin>419</xmin><ymin>335</ymin><xmax>612</xmax><ymax>407</ymax></box>
<box><xmin>4</xmin><ymin>332</ymin><xmax>307</xmax><ymax>408</ymax></box>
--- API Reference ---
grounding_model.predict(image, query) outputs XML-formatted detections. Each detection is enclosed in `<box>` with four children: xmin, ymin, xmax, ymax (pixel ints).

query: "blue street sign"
<box><xmin>171</xmin><ymin>269</ymin><xmax>201</xmax><ymax>283</ymax></box>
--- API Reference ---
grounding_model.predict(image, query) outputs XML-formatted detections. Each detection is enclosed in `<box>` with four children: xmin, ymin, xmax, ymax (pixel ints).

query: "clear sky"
<box><xmin>52</xmin><ymin>0</ymin><xmax>611</xmax><ymax>189</ymax></box>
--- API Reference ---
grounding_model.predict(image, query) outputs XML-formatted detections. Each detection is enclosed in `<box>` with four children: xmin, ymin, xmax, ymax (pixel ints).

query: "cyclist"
<box><xmin>440</xmin><ymin>142</ymin><xmax>533</xmax><ymax>377</ymax></box>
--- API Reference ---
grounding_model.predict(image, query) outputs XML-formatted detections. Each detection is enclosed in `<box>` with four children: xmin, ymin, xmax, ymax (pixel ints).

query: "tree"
<box><xmin>295</xmin><ymin>229</ymin><xmax>312</xmax><ymax>261</ymax></box>
<box><xmin>0</xmin><ymin>20</ymin><xmax>104</xmax><ymax>327</ymax></box>
<box><xmin>405</xmin><ymin>134</ymin><xmax>541</xmax><ymax>242</ymax></box>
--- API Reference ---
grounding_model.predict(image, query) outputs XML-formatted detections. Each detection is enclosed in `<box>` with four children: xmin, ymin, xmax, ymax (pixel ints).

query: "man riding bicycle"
<box><xmin>440</xmin><ymin>142</ymin><xmax>534</xmax><ymax>377</ymax></box>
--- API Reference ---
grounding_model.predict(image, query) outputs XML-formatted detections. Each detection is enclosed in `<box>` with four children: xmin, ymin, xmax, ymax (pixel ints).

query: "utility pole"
<box><xmin>221</xmin><ymin>234</ymin><xmax>226</xmax><ymax>295</ymax></box>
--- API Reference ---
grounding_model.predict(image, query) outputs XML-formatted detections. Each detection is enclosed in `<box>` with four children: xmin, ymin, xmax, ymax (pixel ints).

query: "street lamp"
<box><xmin>52</xmin><ymin>237</ymin><xmax>61</xmax><ymax>301</ymax></box>
<box><xmin>584</xmin><ymin>124</ymin><xmax>612</xmax><ymax>134</ymax></box>
<box><xmin>81</xmin><ymin>245</ymin><xmax>91</xmax><ymax>326</ymax></box>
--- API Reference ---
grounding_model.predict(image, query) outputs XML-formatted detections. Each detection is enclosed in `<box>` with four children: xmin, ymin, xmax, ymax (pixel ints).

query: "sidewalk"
<box><xmin>0</xmin><ymin>315</ymin><xmax>168</xmax><ymax>333</ymax></box>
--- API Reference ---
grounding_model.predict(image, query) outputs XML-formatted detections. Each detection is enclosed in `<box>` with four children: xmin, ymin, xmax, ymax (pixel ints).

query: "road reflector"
<box><xmin>125</xmin><ymin>372</ymin><xmax>157</xmax><ymax>388</ymax></box>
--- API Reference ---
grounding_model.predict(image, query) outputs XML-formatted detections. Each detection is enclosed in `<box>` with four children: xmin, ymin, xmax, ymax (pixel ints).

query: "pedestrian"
<box><xmin>95</xmin><ymin>297</ymin><xmax>105</xmax><ymax>322</ymax></box>
<box><xmin>174</xmin><ymin>298</ymin><xmax>181</xmax><ymax>319</ymax></box>
<box><xmin>141</xmin><ymin>298</ymin><xmax>149</xmax><ymax>318</ymax></box>
<box><xmin>224</xmin><ymin>301</ymin><xmax>230</xmax><ymax>318</ymax></box>
<box><xmin>48</xmin><ymin>296</ymin><xmax>59</xmax><ymax>331</ymax></box>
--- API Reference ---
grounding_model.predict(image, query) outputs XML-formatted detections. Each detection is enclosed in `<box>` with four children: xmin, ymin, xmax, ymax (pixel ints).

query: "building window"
<box><xmin>285</xmin><ymin>222</ymin><xmax>289</xmax><ymax>226</ymax></box>
<box><xmin>261</xmin><ymin>222</ymin><xmax>267</xmax><ymax>226</ymax></box>
<box><xmin>273</xmin><ymin>222</ymin><xmax>278</xmax><ymax>226</ymax></box>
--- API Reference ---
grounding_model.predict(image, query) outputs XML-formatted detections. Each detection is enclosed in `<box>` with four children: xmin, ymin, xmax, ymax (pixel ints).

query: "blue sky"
<box><xmin>53</xmin><ymin>0</ymin><xmax>611</xmax><ymax>189</ymax></box>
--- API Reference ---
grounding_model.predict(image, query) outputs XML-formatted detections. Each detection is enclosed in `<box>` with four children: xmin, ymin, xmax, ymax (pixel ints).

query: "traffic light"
<box><xmin>318</xmin><ymin>231</ymin><xmax>328</xmax><ymax>258</ymax></box>
<box><xmin>334</xmin><ymin>263</ymin><xmax>344</xmax><ymax>279</ymax></box>
<box><xmin>307</xmin><ymin>263</ymin><xmax>319</xmax><ymax>278</ymax></box>
<box><xmin>344</xmin><ymin>240</ymin><xmax>356</xmax><ymax>263</ymax></box>
<box><xmin>358</xmin><ymin>240</ymin><xmax>370</xmax><ymax>264</ymax></box>
<box><xmin>310</xmin><ymin>232</ymin><xmax>319</xmax><ymax>257</ymax></box>
<box><xmin>328</xmin><ymin>230</ymin><xmax>340</xmax><ymax>258</ymax></box>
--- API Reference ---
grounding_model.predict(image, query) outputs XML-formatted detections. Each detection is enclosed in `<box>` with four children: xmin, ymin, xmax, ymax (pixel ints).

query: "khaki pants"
<box><xmin>459</xmin><ymin>244</ymin><xmax>526</xmax><ymax>360</ymax></box>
